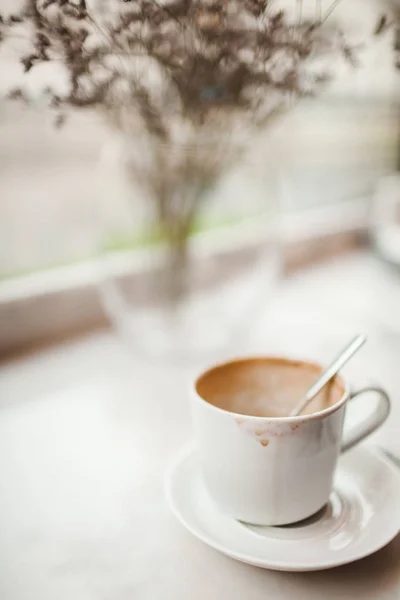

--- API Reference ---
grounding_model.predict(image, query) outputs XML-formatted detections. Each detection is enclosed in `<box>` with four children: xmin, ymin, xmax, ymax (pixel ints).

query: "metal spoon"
<box><xmin>290</xmin><ymin>334</ymin><xmax>367</xmax><ymax>417</ymax></box>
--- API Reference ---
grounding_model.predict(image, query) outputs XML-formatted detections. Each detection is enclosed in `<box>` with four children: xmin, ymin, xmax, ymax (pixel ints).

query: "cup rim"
<box><xmin>192</xmin><ymin>355</ymin><xmax>350</xmax><ymax>423</ymax></box>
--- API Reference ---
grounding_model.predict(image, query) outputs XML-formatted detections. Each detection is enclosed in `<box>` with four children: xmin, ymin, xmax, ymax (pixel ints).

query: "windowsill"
<box><xmin>0</xmin><ymin>198</ymin><xmax>370</xmax><ymax>359</ymax></box>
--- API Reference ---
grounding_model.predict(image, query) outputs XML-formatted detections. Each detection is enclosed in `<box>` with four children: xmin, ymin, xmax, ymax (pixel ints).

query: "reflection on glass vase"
<box><xmin>98</xmin><ymin>134</ymin><xmax>281</xmax><ymax>361</ymax></box>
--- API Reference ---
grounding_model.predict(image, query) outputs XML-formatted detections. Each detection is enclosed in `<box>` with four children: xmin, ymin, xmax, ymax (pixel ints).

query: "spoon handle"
<box><xmin>290</xmin><ymin>334</ymin><xmax>367</xmax><ymax>417</ymax></box>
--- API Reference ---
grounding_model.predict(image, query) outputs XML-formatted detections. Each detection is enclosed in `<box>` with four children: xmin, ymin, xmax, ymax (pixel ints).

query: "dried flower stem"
<box><xmin>321</xmin><ymin>0</ymin><xmax>344</xmax><ymax>24</ymax></box>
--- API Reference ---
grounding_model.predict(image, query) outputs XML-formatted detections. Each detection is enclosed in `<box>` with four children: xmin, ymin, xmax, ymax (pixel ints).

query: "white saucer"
<box><xmin>166</xmin><ymin>444</ymin><xmax>400</xmax><ymax>571</ymax></box>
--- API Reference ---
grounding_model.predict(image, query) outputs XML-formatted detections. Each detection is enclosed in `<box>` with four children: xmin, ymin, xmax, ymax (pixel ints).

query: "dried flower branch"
<box><xmin>0</xmin><ymin>1</ymin><xmax>355</xmax><ymax>130</ymax></box>
<box><xmin>0</xmin><ymin>0</ymin><xmax>357</xmax><ymax>301</ymax></box>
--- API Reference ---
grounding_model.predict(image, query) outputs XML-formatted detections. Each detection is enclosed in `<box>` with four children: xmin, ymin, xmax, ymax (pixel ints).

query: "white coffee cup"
<box><xmin>191</xmin><ymin>356</ymin><xmax>390</xmax><ymax>526</ymax></box>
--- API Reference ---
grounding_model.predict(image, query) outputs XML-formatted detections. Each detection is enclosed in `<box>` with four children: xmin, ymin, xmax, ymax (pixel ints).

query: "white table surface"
<box><xmin>1</xmin><ymin>251</ymin><xmax>400</xmax><ymax>600</ymax></box>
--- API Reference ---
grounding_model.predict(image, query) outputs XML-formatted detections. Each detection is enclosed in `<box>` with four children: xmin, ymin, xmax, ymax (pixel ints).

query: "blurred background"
<box><xmin>0</xmin><ymin>0</ymin><xmax>400</xmax><ymax>360</ymax></box>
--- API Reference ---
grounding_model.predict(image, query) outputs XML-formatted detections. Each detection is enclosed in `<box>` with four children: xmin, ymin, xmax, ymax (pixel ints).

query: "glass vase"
<box><xmin>97</xmin><ymin>133</ymin><xmax>281</xmax><ymax>362</ymax></box>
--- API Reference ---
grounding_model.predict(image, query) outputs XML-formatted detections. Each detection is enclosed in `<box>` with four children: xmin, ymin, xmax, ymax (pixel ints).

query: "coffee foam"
<box><xmin>196</xmin><ymin>358</ymin><xmax>345</xmax><ymax>418</ymax></box>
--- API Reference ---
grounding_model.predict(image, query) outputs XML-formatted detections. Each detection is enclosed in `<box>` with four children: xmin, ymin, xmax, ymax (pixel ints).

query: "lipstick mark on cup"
<box><xmin>234</xmin><ymin>417</ymin><xmax>303</xmax><ymax>445</ymax></box>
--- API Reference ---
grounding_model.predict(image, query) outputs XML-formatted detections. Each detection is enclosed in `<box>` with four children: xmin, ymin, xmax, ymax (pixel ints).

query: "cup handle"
<box><xmin>341</xmin><ymin>387</ymin><xmax>391</xmax><ymax>453</ymax></box>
